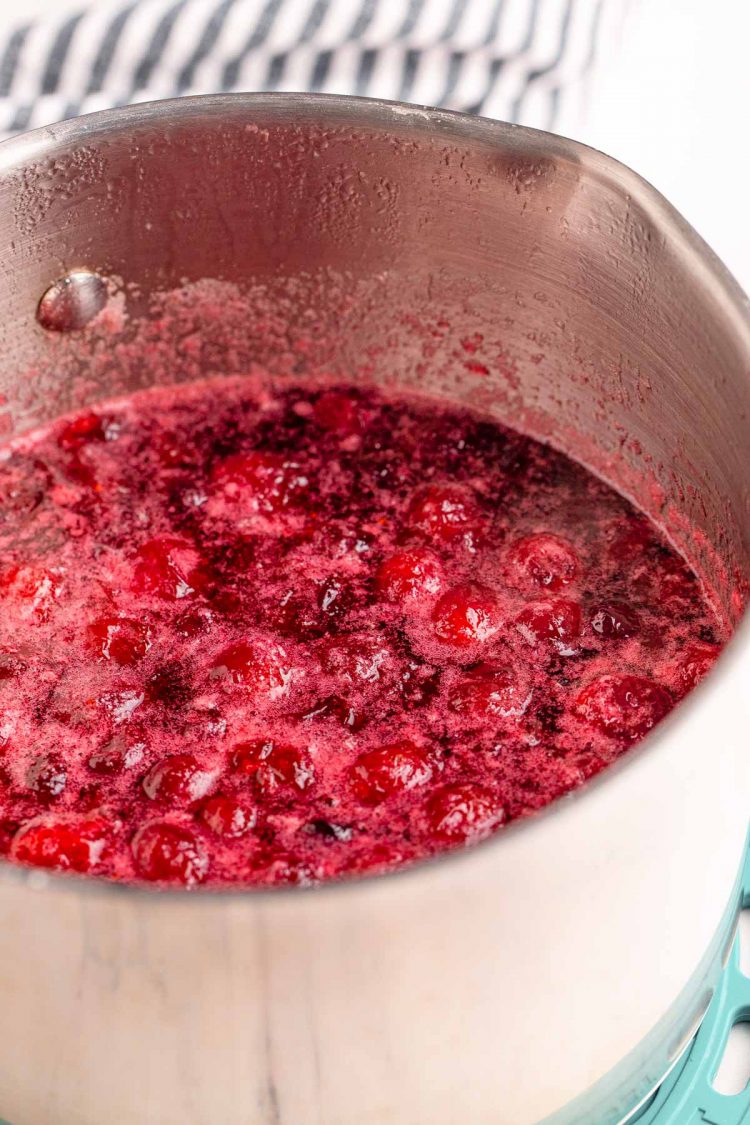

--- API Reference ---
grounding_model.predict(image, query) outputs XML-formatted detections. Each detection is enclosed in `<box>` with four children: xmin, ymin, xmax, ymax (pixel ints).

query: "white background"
<box><xmin>570</xmin><ymin>0</ymin><xmax>750</xmax><ymax>293</ymax></box>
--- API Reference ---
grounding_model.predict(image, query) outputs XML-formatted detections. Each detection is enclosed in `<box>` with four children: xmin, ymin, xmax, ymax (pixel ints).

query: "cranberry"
<box><xmin>313</xmin><ymin>391</ymin><xmax>362</xmax><ymax>434</ymax></box>
<box><xmin>320</xmin><ymin>635</ymin><xmax>395</xmax><ymax>686</ymax></box>
<box><xmin>11</xmin><ymin>815</ymin><xmax>109</xmax><ymax>873</ymax></box>
<box><xmin>57</xmin><ymin>411</ymin><xmax>110</xmax><ymax>451</ymax></box>
<box><xmin>302</xmin><ymin>694</ymin><xmax>368</xmax><ymax>732</ymax></box>
<box><xmin>350</xmin><ymin>742</ymin><xmax>432</xmax><ymax>805</ymax></box>
<box><xmin>449</xmin><ymin>662</ymin><xmax>531</xmax><ymax>719</ymax></box>
<box><xmin>200</xmin><ymin>796</ymin><xmax>256</xmax><ymax>838</ymax></box>
<box><xmin>27</xmin><ymin>753</ymin><xmax>66</xmax><ymax>800</ymax></box>
<box><xmin>142</xmin><ymin>753</ymin><xmax>216</xmax><ymax>805</ymax></box>
<box><xmin>404</xmin><ymin>484</ymin><xmax>484</xmax><ymax>546</ymax></box>
<box><xmin>426</xmin><ymin>784</ymin><xmax>505</xmax><ymax>843</ymax></box>
<box><xmin>432</xmin><ymin>585</ymin><xmax>500</xmax><ymax>646</ymax></box>
<box><xmin>574</xmin><ymin>674</ymin><xmax>672</xmax><ymax>740</ymax></box>
<box><xmin>0</xmin><ymin>818</ymin><xmax>19</xmax><ymax>855</ymax></box>
<box><xmin>131</xmin><ymin>821</ymin><xmax>209</xmax><ymax>886</ymax></box>
<box><xmin>253</xmin><ymin>853</ymin><xmax>319</xmax><ymax>886</ymax></box>
<box><xmin>132</xmin><ymin>536</ymin><xmax>206</xmax><ymax>600</ymax></box>
<box><xmin>88</xmin><ymin>733</ymin><xmax>146</xmax><ymax>775</ymax></box>
<box><xmin>97</xmin><ymin>687</ymin><xmax>145</xmax><ymax>725</ymax></box>
<box><xmin>231</xmin><ymin>740</ymin><xmax>314</xmax><ymax>795</ymax></box>
<box><xmin>677</xmin><ymin>643</ymin><xmax>720</xmax><ymax>693</ymax></box>
<box><xmin>375</xmin><ymin>549</ymin><xmax>443</xmax><ymax>603</ymax></box>
<box><xmin>509</xmin><ymin>533</ymin><xmax>579</xmax><ymax>591</ymax></box>
<box><xmin>212</xmin><ymin>450</ymin><xmax>308</xmax><ymax>512</ymax></box>
<box><xmin>515</xmin><ymin>599</ymin><xmax>581</xmax><ymax>647</ymax></box>
<box><xmin>88</xmin><ymin>615</ymin><xmax>151</xmax><ymax>665</ymax></box>
<box><xmin>589</xmin><ymin>601</ymin><xmax>638</xmax><ymax>640</ymax></box>
<box><xmin>0</xmin><ymin>564</ymin><xmax>62</xmax><ymax>620</ymax></box>
<box><xmin>0</xmin><ymin>650</ymin><xmax>26</xmax><ymax>680</ymax></box>
<box><xmin>175</xmin><ymin>607</ymin><xmax>214</xmax><ymax>638</ymax></box>
<box><xmin>211</xmin><ymin>639</ymin><xmax>294</xmax><ymax>698</ymax></box>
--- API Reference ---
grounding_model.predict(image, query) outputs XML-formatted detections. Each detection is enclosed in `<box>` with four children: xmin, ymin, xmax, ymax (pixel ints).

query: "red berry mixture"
<box><xmin>0</xmin><ymin>378</ymin><xmax>726</xmax><ymax>887</ymax></box>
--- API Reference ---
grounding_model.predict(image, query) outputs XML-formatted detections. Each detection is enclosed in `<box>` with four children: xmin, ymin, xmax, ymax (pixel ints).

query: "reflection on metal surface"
<box><xmin>36</xmin><ymin>270</ymin><xmax>107</xmax><ymax>332</ymax></box>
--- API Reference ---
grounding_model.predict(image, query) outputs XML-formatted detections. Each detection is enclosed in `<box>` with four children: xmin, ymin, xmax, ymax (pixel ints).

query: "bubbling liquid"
<box><xmin>0</xmin><ymin>379</ymin><xmax>724</xmax><ymax>887</ymax></box>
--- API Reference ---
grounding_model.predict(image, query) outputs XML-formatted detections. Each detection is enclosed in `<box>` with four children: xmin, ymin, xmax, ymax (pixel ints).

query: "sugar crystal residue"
<box><xmin>0</xmin><ymin>378</ymin><xmax>725</xmax><ymax>887</ymax></box>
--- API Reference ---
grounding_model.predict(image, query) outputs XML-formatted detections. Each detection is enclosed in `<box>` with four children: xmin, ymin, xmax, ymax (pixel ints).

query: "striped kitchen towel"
<box><xmin>0</xmin><ymin>0</ymin><xmax>618</xmax><ymax>138</ymax></box>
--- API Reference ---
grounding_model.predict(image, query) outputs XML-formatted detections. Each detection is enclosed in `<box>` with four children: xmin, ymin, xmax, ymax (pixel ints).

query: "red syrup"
<box><xmin>0</xmin><ymin>379</ymin><xmax>725</xmax><ymax>887</ymax></box>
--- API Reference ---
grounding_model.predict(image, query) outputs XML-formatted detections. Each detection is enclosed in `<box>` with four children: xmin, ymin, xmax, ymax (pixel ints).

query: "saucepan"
<box><xmin>0</xmin><ymin>94</ymin><xmax>746</xmax><ymax>1124</ymax></box>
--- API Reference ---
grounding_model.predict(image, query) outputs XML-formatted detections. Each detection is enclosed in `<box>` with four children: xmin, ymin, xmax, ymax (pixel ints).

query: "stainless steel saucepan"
<box><xmin>0</xmin><ymin>94</ymin><xmax>746</xmax><ymax>1125</ymax></box>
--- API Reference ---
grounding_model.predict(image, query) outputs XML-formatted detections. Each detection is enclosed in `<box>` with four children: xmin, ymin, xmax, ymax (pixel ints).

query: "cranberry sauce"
<box><xmin>0</xmin><ymin>379</ymin><xmax>723</xmax><ymax>887</ymax></box>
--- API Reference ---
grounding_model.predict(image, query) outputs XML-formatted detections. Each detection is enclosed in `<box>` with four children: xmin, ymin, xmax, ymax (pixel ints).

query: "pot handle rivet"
<box><xmin>36</xmin><ymin>271</ymin><xmax>107</xmax><ymax>333</ymax></box>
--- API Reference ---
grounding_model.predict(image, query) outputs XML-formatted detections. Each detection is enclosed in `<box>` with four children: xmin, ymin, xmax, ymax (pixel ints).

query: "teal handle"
<box><xmin>634</xmin><ymin>843</ymin><xmax>750</xmax><ymax>1124</ymax></box>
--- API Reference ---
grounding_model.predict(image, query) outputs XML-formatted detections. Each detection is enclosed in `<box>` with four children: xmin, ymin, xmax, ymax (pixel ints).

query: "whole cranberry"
<box><xmin>404</xmin><ymin>484</ymin><xmax>484</xmax><ymax>546</ymax></box>
<box><xmin>589</xmin><ymin>601</ymin><xmax>638</xmax><ymax>640</ymax></box>
<box><xmin>11</xmin><ymin>814</ymin><xmax>110</xmax><ymax>873</ymax></box>
<box><xmin>574</xmin><ymin>674</ymin><xmax>672</xmax><ymax>741</ymax></box>
<box><xmin>508</xmin><ymin>533</ymin><xmax>579</xmax><ymax>591</ymax></box>
<box><xmin>320</xmin><ymin>635</ymin><xmax>395</xmax><ymax>686</ymax></box>
<box><xmin>375</xmin><ymin>549</ymin><xmax>443</xmax><ymax>603</ymax></box>
<box><xmin>449</xmin><ymin>662</ymin><xmax>531</xmax><ymax>719</ymax></box>
<box><xmin>88</xmin><ymin>615</ymin><xmax>151</xmax><ymax>665</ymax></box>
<box><xmin>350</xmin><ymin>741</ymin><xmax>432</xmax><ymax>805</ymax></box>
<box><xmin>515</xmin><ymin>599</ymin><xmax>581</xmax><ymax>647</ymax></box>
<box><xmin>0</xmin><ymin>650</ymin><xmax>27</xmax><ymax>680</ymax></box>
<box><xmin>677</xmin><ymin>642</ymin><xmax>720</xmax><ymax>693</ymax></box>
<box><xmin>301</xmin><ymin>694</ymin><xmax>368</xmax><ymax>732</ymax></box>
<box><xmin>231</xmin><ymin>740</ymin><xmax>314</xmax><ymax>795</ymax></box>
<box><xmin>211</xmin><ymin>450</ymin><xmax>308</xmax><ymax>512</ymax></box>
<box><xmin>0</xmin><ymin>564</ymin><xmax>63</xmax><ymax>621</ymax></box>
<box><xmin>27</xmin><ymin>753</ymin><xmax>67</xmax><ymax>800</ymax></box>
<box><xmin>57</xmin><ymin>411</ymin><xmax>110</xmax><ymax>451</ymax></box>
<box><xmin>211</xmin><ymin>639</ymin><xmax>294</xmax><ymax>699</ymax></box>
<box><xmin>88</xmin><ymin>733</ymin><xmax>146</xmax><ymax>775</ymax></box>
<box><xmin>252</xmin><ymin>853</ymin><xmax>320</xmax><ymax>887</ymax></box>
<box><xmin>142</xmin><ymin>753</ymin><xmax>216</xmax><ymax>805</ymax></box>
<box><xmin>131</xmin><ymin>821</ymin><xmax>209</xmax><ymax>886</ymax></box>
<box><xmin>175</xmin><ymin>607</ymin><xmax>214</xmax><ymax>638</ymax></box>
<box><xmin>426</xmin><ymin>783</ymin><xmax>505</xmax><ymax>843</ymax></box>
<box><xmin>132</xmin><ymin>536</ymin><xmax>206</xmax><ymax>600</ymax></box>
<box><xmin>200</xmin><ymin>796</ymin><xmax>256</xmax><ymax>838</ymax></box>
<box><xmin>432</xmin><ymin>585</ymin><xmax>500</xmax><ymax>646</ymax></box>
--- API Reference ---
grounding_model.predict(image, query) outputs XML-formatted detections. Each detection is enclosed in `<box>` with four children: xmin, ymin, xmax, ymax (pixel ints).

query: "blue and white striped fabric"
<box><xmin>0</xmin><ymin>0</ymin><xmax>610</xmax><ymax>137</ymax></box>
